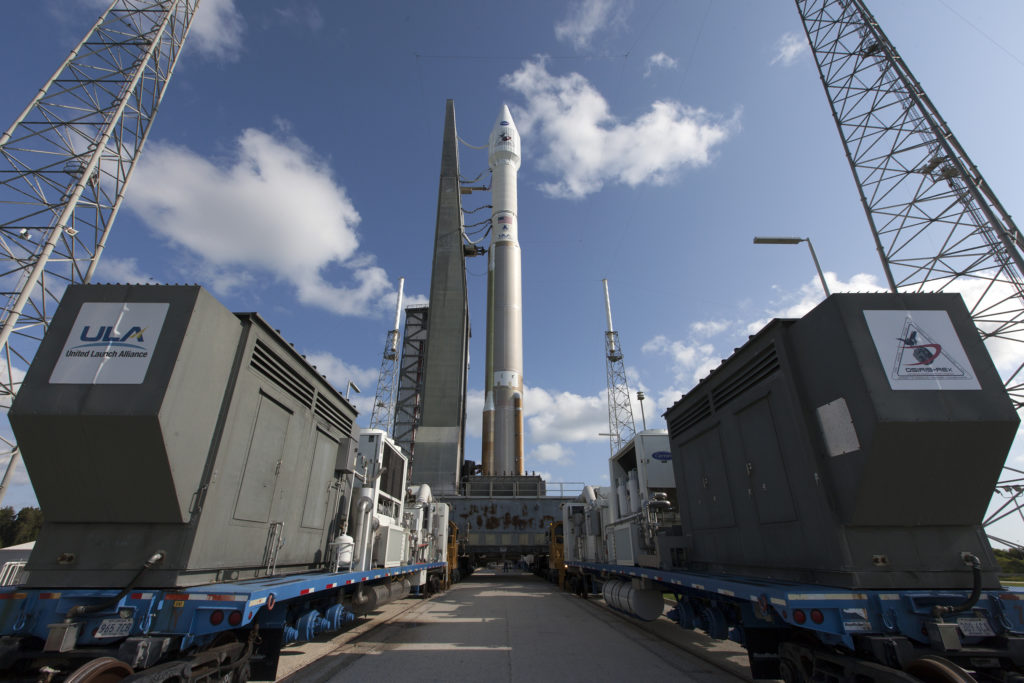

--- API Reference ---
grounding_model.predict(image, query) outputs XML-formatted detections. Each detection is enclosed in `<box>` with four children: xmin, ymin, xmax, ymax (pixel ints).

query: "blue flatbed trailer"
<box><xmin>568</xmin><ymin>560</ymin><xmax>1024</xmax><ymax>681</ymax></box>
<box><xmin>0</xmin><ymin>561</ymin><xmax>445</xmax><ymax>681</ymax></box>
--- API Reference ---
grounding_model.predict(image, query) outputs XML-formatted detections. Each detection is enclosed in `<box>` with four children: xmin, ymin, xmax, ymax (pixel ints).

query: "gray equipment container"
<box><xmin>10</xmin><ymin>285</ymin><xmax>359</xmax><ymax>588</ymax></box>
<box><xmin>664</xmin><ymin>293</ymin><xmax>1017</xmax><ymax>590</ymax></box>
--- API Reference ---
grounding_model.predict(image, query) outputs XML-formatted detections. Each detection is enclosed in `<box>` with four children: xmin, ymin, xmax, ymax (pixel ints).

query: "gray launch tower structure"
<box><xmin>398</xmin><ymin>100</ymin><xmax>472</xmax><ymax>496</ymax></box>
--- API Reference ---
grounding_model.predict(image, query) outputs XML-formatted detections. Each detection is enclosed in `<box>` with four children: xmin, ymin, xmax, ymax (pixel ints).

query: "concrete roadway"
<box><xmin>277</xmin><ymin>570</ymin><xmax>752</xmax><ymax>682</ymax></box>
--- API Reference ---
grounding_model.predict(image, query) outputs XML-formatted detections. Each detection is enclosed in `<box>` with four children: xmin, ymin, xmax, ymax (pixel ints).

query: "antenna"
<box><xmin>602</xmin><ymin>279</ymin><xmax>636</xmax><ymax>455</ymax></box>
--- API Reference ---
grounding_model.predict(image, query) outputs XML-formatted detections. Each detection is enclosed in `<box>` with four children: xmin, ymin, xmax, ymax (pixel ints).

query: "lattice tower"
<box><xmin>392</xmin><ymin>305</ymin><xmax>429</xmax><ymax>461</ymax></box>
<box><xmin>369</xmin><ymin>278</ymin><xmax>404</xmax><ymax>432</ymax></box>
<box><xmin>0</xmin><ymin>0</ymin><xmax>200</xmax><ymax>503</ymax></box>
<box><xmin>603</xmin><ymin>280</ymin><xmax>635</xmax><ymax>456</ymax></box>
<box><xmin>796</xmin><ymin>0</ymin><xmax>1024</xmax><ymax>408</ymax></box>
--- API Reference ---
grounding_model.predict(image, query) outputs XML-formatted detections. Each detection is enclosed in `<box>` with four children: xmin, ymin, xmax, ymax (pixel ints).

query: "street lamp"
<box><xmin>346</xmin><ymin>381</ymin><xmax>361</xmax><ymax>400</ymax></box>
<box><xmin>636</xmin><ymin>391</ymin><xmax>647</xmax><ymax>431</ymax></box>
<box><xmin>753</xmin><ymin>236</ymin><xmax>831</xmax><ymax>297</ymax></box>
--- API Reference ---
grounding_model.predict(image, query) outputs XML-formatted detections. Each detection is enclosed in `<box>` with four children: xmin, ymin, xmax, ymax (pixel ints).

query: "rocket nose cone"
<box><xmin>489</xmin><ymin>104</ymin><xmax>521</xmax><ymax>167</ymax></box>
<box><xmin>495</xmin><ymin>104</ymin><xmax>515</xmax><ymax>130</ymax></box>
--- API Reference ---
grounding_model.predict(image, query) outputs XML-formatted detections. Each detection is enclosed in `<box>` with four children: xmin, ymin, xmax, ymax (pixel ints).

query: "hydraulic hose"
<box><xmin>65</xmin><ymin>550</ymin><xmax>166</xmax><ymax>620</ymax></box>
<box><xmin>932</xmin><ymin>553</ymin><xmax>982</xmax><ymax>618</ymax></box>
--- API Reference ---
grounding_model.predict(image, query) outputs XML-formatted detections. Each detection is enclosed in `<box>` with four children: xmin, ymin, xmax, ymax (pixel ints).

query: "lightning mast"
<box><xmin>0</xmin><ymin>0</ymin><xmax>200</xmax><ymax>503</ymax></box>
<box><xmin>795</xmin><ymin>0</ymin><xmax>1024</xmax><ymax>408</ymax></box>
<box><xmin>369</xmin><ymin>277</ymin><xmax>404</xmax><ymax>433</ymax></box>
<box><xmin>603</xmin><ymin>279</ymin><xmax>636</xmax><ymax>456</ymax></box>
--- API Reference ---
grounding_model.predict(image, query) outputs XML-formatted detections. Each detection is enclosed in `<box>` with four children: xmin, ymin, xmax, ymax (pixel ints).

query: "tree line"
<box><xmin>0</xmin><ymin>506</ymin><xmax>42</xmax><ymax>547</ymax></box>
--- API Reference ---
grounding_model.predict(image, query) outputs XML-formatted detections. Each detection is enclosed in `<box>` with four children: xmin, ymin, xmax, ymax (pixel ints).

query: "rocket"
<box><xmin>481</xmin><ymin>105</ymin><xmax>524</xmax><ymax>476</ymax></box>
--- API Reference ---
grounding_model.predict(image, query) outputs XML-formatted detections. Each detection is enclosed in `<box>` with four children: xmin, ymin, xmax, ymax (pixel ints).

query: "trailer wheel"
<box><xmin>779</xmin><ymin>658</ymin><xmax>802</xmax><ymax>683</ymax></box>
<box><xmin>65</xmin><ymin>657</ymin><xmax>134</xmax><ymax>682</ymax></box>
<box><xmin>904</xmin><ymin>655</ymin><xmax>975</xmax><ymax>683</ymax></box>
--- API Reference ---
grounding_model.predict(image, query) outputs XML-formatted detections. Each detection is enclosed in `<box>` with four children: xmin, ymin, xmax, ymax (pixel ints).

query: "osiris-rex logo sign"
<box><xmin>863</xmin><ymin>309</ymin><xmax>980</xmax><ymax>391</ymax></box>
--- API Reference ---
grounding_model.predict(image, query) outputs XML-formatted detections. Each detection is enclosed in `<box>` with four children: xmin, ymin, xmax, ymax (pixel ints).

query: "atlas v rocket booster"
<box><xmin>482</xmin><ymin>105</ymin><xmax>524</xmax><ymax>476</ymax></box>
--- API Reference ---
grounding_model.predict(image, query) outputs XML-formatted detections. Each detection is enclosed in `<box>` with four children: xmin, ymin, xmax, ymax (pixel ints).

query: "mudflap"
<box><xmin>745</xmin><ymin>628</ymin><xmax>782</xmax><ymax>680</ymax></box>
<box><xmin>249</xmin><ymin>628</ymin><xmax>283</xmax><ymax>682</ymax></box>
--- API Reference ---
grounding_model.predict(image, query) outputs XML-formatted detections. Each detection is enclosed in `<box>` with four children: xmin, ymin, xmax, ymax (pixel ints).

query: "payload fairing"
<box><xmin>481</xmin><ymin>105</ymin><xmax>524</xmax><ymax>476</ymax></box>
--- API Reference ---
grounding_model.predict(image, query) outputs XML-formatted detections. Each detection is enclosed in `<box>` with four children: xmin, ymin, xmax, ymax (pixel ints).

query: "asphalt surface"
<box><xmin>277</xmin><ymin>570</ymin><xmax>752</xmax><ymax>682</ymax></box>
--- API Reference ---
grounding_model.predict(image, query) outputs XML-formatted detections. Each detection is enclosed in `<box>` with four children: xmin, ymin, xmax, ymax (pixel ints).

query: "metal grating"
<box><xmin>249</xmin><ymin>339</ymin><xmax>314</xmax><ymax>408</ymax></box>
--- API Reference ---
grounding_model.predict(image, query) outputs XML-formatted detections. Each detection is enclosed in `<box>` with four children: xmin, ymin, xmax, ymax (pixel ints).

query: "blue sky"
<box><xmin>2</xmin><ymin>0</ymin><xmax>1024</xmax><ymax>544</ymax></box>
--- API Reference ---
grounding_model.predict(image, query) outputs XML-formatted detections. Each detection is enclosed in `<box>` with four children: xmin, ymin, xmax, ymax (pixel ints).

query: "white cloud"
<box><xmin>770</xmin><ymin>32</ymin><xmax>807</xmax><ymax>67</ymax></box>
<box><xmin>746</xmin><ymin>271</ymin><xmax>887</xmax><ymax>335</ymax></box>
<box><xmin>554</xmin><ymin>0</ymin><xmax>627</xmax><ymax>50</ymax></box>
<box><xmin>0</xmin><ymin>361</ymin><xmax>27</xmax><ymax>410</ymax></box>
<box><xmin>503</xmin><ymin>58</ymin><xmax>737</xmax><ymax>199</ymax></box>
<box><xmin>303</xmin><ymin>351</ymin><xmax>379</xmax><ymax>417</ymax></box>
<box><xmin>92</xmin><ymin>256</ymin><xmax>154</xmax><ymax>284</ymax></box>
<box><xmin>690</xmin><ymin>319</ymin><xmax>732</xmax><ymax>338</ymax></box>
<box><xmin>465</xmin><ymin>389</ymin><xmax>484</xmax><ymax>439</ymax></box>
<box><xmin>531</xmin><ymin>443</ymin><xmax>572</xmax><ymax>464</ymax></box>
<box><xmin>275</xmin><ymin>5</ymin><xmax>323</xmax><ymax>32</ymax></box>
<box><xmin>644</xmin><ymin>52</ymin><xmax>678</xmax><ymax>78</ymax></box>
<box><xmin>525</xmin><ymin>385</ymin><xmax>609</xmax><ymax>444</ymax></box>
<box><xmin>128</xmin><ymin>128</ymin><xmax>396</xmax><ymax>317</ymax></box>
<box><xmin>921</xmin><ymin>274</ymin><xmax>1024</xmax><ymax>381</ymax></box>
<box><xmin>191</xmin><ymin>0</ymin><xmax>244</xmax><ymax>61</ymax></box>
<box><xmin>303</xmin><ymin>351</ymin><xmax>378</xmax><ymax>390</ymax></box>
<box><xmin>642</xmin><ymin>334</ymin><xmax>718</xmax><ymax>387</ymax></box>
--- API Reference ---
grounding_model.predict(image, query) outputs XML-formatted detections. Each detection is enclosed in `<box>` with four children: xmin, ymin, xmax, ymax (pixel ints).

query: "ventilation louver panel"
<box><xmin>710</xmin><ymin>344</ymin><xmax>779</xmax><ymax>411</ymax></box>
<box><xmin>315</xmin><ymin>394</ymin><xmax>353</xmax><ymax>436</ymax></box>
<box><xmin>668</xmin><ymin>396</ymin><xmax>711</xmax><ymax>439</ymax></box>
<box><xmin>249</xmin><ymin>339</ymin><xmax>315</xmax><ymax>408</ymax></box>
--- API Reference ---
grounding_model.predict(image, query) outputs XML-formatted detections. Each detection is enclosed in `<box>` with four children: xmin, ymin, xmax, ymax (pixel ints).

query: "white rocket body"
<box><xmin>482</xmin><ymin>105</ymin><xmax>524</xmax><ymax>476</ymax></box>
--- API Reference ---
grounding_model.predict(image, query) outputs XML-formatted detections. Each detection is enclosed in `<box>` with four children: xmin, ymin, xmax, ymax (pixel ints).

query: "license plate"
<box><xmin>95</xmin><ymin>618</ymin><xmax>133</xmax><ymax>638</ymax></box>
<box><xmin>957</xmin><ymin>617</ymin><xmax>995</xmax><ymax>637</ymax></box>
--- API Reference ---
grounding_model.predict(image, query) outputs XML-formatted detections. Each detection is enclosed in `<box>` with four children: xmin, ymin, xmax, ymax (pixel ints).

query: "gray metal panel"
<box><xmin>734</xmin><ymin>397</ymin><xmax>797</xmax><ymax>524</ymax></box>
<box><xmin>678</xmin><ymin>426</ymin><xmax>735</xmax><ymax>530</ymax></box>
<box><xmin>301</xmin><ymin>429</ymin><xmax>340</xmax><ymax>529</ymax></box>
<box><xmin>14</xmin><ymin>285</ymin><xmax>360</xmax><ymax>588</ymax></box>
<box><xmin>10</xmin><ymin>285</ymin><xmax>240</xmax><ymax>524</ymax></box>
<box><xmin>233</xmin><ymin>394</ymin><xmax>292</xmax><ymax>523</ymax></box>
<box><xmin>787</xmin><ymin>293</ymin><xmax>1017</xmax><ymax>527</ymax></box>
<box><xmin>665</xmin><ymin>293</ymin><xmax>1017</xmax><ymax>589</ymax></box>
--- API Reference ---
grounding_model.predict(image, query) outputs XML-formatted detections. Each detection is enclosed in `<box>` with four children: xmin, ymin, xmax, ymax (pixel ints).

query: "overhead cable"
<box><xmin>458</xmin><ymin>136</ymin><xmax>487</xmax><ymax>150</ymax></box>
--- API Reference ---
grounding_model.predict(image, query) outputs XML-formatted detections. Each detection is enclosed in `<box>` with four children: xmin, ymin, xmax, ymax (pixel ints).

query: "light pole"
<box><xmin>636</xmin><ymin>391</ymin><xmax>647</xmax><ymax>431</ymax></box>
<box><xmin>346</xmin><ymin>381</ymin><xmax>361</xmax><ymax>401</ymax></box>
<box><xmin>753</xmin><ymin>236</ymin><xmax>831</xmax><ymax>297</ymax></box>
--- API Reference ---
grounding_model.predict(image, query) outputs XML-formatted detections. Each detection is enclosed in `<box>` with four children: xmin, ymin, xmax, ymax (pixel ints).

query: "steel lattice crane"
<box><xmin>602</xmin><ymin>279</ymin><xmax>636</xmax><ymax>456</ymax></box>
<box><xmin>0</xmin><ymin>0</ymin><xmax>200</xmax><ymax>503</ymax></box>
<box><xmin>796</xmin><ymin>0</ymin><xmax>1024</xmax><ymax>542</ymax></box>
<box><xmin>369</xmin><ymin>277</ymin><xmax>404</xmax><ymax>433</ymax></box>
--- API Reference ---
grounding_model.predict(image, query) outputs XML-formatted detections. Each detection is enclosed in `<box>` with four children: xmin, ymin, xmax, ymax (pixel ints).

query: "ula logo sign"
<box><xmin>50</xmin><ymin>302</ymin><xmax>169</xmax><ymax>385</ymax></box>
<box><xmin>77</xmin><ymin>325</ymin><xmax>147</xmax><ymax>348</ymax></box>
